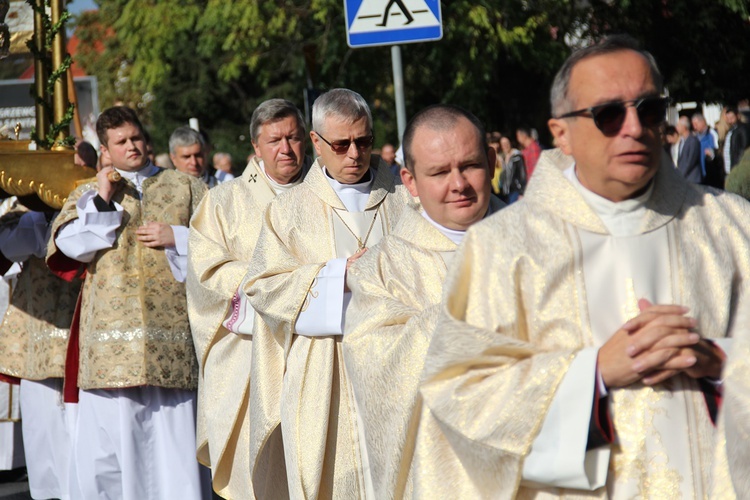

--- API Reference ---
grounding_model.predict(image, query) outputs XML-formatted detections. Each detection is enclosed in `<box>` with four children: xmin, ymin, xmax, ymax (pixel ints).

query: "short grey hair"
<box><xmin>249</xmin><ymin>99</ymin><xmax>306</xmax><ymax>142</ymax></box>
<box><xmin>169</xmin><ymin>126</ymin><xmax>204</xmax><ymax>155</ymax></box>
<box><xmin>692</xmin><ymin>113</ymin><xmax>706</xmax><ymax>123</ymax></box>
<box><xmin>311</xmin><ymin>88</ymin><xmax>373</xmax><ymax>135</ymax></box>
<box><xmin>550</xmin><ymin>35</ymin><xmax>664</xmax><ymax>117</ymax></box>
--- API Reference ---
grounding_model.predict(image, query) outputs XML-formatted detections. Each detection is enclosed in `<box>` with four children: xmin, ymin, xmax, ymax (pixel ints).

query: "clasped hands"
<box><xmin>598</xmin><ymin>298</ymin><xmax>724</xmax><ymax>389</ymax></box>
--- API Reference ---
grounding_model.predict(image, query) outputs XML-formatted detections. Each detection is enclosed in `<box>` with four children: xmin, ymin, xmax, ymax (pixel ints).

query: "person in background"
<box><xmin>212</xmin><ymin>152</ymin><xmax>236</xmax><ymax>184</ymax></box>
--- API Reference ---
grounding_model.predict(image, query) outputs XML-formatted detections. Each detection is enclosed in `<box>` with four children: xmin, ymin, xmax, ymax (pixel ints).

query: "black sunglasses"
<box><xmin>316</xmin><ymin>132</ymin><xmax>374</xmax><ymax>154</ymax></box>
<box><xmin>556</xmin><ymin>96</ymin><xmax>670</xmax><ymax>136</ymax></box>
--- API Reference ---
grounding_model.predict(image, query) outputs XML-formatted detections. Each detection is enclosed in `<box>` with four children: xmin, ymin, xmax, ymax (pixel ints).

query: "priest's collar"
<box><xmin>527</xmin><ymin>149</ymin><xmax>685</xmax><ymax>236</ymax></box>
<box><xmin>564</xmin><ymin>165</ymin><xmax>654</xmax><ymax>237</ymax></box>
<box><xmin>421</xmin><ymin>210</ymin><xmax>466</xmax><ymax>245</ymax></box>
<box><xmin>259</xmin><ymin>159</ymin><xmax>304</xmax><ymax>195</ymax></box>
<box><xmin>323</xmin><ymin>167</ymin><xmax>374</xmax><ymax>212</ymax></box>
<box><xmin>115</xmin><ymin>161</ymin><xmax>159</xmax><ymax>181</ymax></box>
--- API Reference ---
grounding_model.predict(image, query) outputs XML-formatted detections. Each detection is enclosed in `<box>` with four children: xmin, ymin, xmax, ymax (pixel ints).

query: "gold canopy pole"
<box><xmin>32</xmin><ymin>0</ymin><xmax>48</xmax><ymax>142</ymax></box>
<box><xmin>50</xmin><ymin>0</ymin><xmax>68</xmax><ymax>149</ymax></box>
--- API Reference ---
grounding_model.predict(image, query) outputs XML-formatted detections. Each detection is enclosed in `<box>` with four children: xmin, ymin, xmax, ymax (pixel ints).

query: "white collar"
<box><xmin>259</xmin><ymin>160</ymin><xmax>304</xmax><ymax>195</ymax></box>
<box><xmin>564</xmin><ymin>165</ymin><xmax>654</xmax><ymax>237</ymax></box>
<box><xmin>421</xmin><ymin>210</ymin><xmax>466</xmax><ymax>245</ymax></box>
<box><xmin>324</xmin><ymin>167</ymin><xmax>374</xmax><ymax>212</ymax></box>
<box><xmin>115</xmin><ymin>161</ymin><xmax>159</xmax><ymax>181</ymax></box>
<box><xmin>115</xmin><ymin>162</ymin><xmax>159</xmax><ymax>195</ymax></box>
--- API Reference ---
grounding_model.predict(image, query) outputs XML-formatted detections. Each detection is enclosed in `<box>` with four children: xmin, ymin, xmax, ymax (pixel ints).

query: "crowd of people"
<box><xmin>2</xmin><ymin>33</ymin><xmax>750</xmax><ymax>500</ymax></box>
<box><xmin>664</xmin><ymin>105</ymin><xmax>750</xmax><ymax>188</ymax></box>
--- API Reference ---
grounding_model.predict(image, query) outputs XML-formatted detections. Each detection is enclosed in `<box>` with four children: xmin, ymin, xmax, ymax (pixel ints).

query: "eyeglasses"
<box><xmin>556</xmin><ymin>96</ymin><xmax>670</xmax><ymax>136</ymax></box>
<box><xmin>316</xmin><ymin>132</ymin><xmax>374</xmax><ymax>154</ymax></box>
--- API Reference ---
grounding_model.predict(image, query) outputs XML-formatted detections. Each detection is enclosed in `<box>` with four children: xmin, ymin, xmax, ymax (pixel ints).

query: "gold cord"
<box><xmin>332</xmin><ymin>205</ymin><xmax>380</xmax><ymax>250</ymax></box>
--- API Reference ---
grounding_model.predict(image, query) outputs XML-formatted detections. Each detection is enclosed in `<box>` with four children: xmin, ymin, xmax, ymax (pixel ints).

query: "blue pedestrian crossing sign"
<box><xmin>345</xmin><ymin>0</ymin><xmax>443</xmax><ymax>48</ymax></box>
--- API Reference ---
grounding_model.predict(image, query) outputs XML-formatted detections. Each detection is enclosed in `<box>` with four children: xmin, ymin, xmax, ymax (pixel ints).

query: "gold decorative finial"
<box><xmin>14</xmin><ymin>122</ymin><xmax>21</xmax><ymax>141</ymax></box>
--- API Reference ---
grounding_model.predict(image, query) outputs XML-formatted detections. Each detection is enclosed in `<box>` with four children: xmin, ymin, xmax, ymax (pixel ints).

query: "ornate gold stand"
<box><xmin>0</xmin><ymin>0</ymin><xmax>95</xmax><ymax>210</ymax></box>
<box><xmin>0</xmin><ymin>141</ymin><xmax>93</xmax><ymax>209</ymax></box>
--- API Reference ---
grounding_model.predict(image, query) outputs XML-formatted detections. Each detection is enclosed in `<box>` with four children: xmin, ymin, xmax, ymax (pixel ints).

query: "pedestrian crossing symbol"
<box><xmin>345</xmin><ymin>0</ymin><xmax>443</xmax><ymax>48</ymax></box>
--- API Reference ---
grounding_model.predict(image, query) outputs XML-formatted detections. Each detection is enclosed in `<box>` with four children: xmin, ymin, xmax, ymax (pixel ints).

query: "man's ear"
<box><xmin>310</xmin><ymin>131</ymin><xmax>323</xmax><ymax>157</ymax></box>
<box><xmin>548</xmin><ymin>118</ymin><xmax>571</xmax><ymax>154</ymax></box>
<box><xmin>401</xmin><ymin>167</ymin><xmax>419</xmax><ymax>199</ymax></box>
<box><xmin>100</xmin><ymin>146</ymin><xmax>111</xmax><ymax>163</ymax></box>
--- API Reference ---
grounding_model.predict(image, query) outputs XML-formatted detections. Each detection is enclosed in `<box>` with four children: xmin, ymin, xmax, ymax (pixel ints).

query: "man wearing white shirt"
<box><xmin>343</xmin><ymin>104</ymin><xmax>504</xmax><ymax>499</ymax></box>
<box><xmin>413</xmin><ymin>35</ymin><xmax>743</xmax><ymax>498</ymax></box>
<box><xmin>187</xmin><ymin>99</ymin><xmax>310</xmax><ymax>499</ymax></box>
<box><xmin>242</xmin><ymin>88</ymin><xmax>410</xmax><ymax>498</ymax></box>
<box><xmin>47</xmin><ymin>106</ymin><xmax>209</xmax><ymax>499</ymax></box>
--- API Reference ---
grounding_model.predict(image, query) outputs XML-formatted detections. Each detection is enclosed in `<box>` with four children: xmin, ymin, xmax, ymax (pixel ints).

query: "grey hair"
<box><xmin>169</xmin><ymin>126</ymin><xmax>204</xmax><ymax>155</ymax></box>
<box><xmin>249</xmin><ymin>99</ymin><xmax>306</xmax><ymax>142</ymax></box>
<box><xmin>402</xmin><ymin>104</ymin><xmax>487</xmax><ymax>174</ymax></box>
<box><xmin>311</xmin><ymin>88</ymin><xmax>373</xmax><ymax>135</ymax></box>
<box><xmin>550</xmin><ymin>34</ymin><xmax>664</xmax><ymax>117</ymax></box>
<box><xmin>691</xmin><ymin>112</ymin><xmax>706</xmax><ymax>123</ymax></box>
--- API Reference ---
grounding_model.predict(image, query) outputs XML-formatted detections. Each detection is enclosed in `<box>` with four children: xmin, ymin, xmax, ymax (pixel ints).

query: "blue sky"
<box><xmin>68</xmin><ymin>0</ymin><xmax>98</xmax><ymax>15</ymax></box>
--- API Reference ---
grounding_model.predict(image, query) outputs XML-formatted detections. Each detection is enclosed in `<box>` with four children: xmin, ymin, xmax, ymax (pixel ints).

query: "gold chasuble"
<box><xmin>714</xmin><ymin>328</ymin><xmax>750</xmax><ymax>498</ymax></box>
<box><xmin>244</xmin><ymin>158</ymin><xmax>410</xmax><ymax>499</ymax></box>
<box><xmin>187</xmin><ymin>157</ymin><xmax>288</xmax><ymax>499</ymax></box>
<box><xmin>414</xmin><ymin>149</ymin><xmax>750</xmax><ymax>499</ymax></box>
<box><xmin>0</xmin><ymin>255</ymin><xmax>81</xmax><ymax>380</ymax></box>
<box><xmin>342</xmin><ymin>199</ymin><xmax>500</xmax><ymax>499</ymax></box>
<box><xmin>48</xmin><ymin>169</ymin><xmax>207</xmax><ymax>390</ymax></box>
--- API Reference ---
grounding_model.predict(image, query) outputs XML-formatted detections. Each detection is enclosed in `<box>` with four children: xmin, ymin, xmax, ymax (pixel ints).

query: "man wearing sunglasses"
<box><xmin>413</xmin><ymin>35</ymin><xmax>748</xmax><ymax>497</ymax></box>
<box><xmin>241</xmin><ymin>88</ymin><xmax>410</xmax><ymax>498</ymax></box>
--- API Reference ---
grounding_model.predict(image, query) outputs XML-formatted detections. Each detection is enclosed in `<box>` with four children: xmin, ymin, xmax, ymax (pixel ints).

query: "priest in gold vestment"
<box><xmin>47</xmin><ymin>106</ymin><xmax>210</xmax><ymax>499</ymax></box>
<box><xmin>187</xmin><ymin>99</ymin><xmax>310</xmax><ymax>499</ymax></box>
<box><xmin>243</xmin><ymin>89</ymin><xmax>410</xmax><ymax>499</ymax></box>
<box><xmin>413</xmin><ymin>37</ymin><xmax>742</xmax><ymax>498</ymax></box>
<box><xmin>343</xmin><ymin>104</ymin><xmax>504</xmax><ymax>499</ymax></box>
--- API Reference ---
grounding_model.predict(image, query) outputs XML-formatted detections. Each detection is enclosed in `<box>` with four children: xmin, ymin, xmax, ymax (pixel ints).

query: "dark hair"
<box><xmin>96</xmin><ymin>106</ymin><xmax>145</xmax><ymax>146</ymax></box>
<box><xmin>402</xmin><ymin>104</ymin><xmax>487</xmax><ymax>173</ymax></box>
<box><xmin>76</xmin><ymin>141</ymin><xmax>98</xmax><ymax>169</ymax></box>
<box><xmin>726</xmin><ymin>105</ymin><xmax>739</xmax><ymax>115</ymax></box>
<box><xmin>664</xmin><ymin>125</ymin><xmax>677</xmax><ymax>136</ymax></box>
<box><xmin>550</xmin><ymin>34</ymin><xmax>663</xmax><ymax>117</ymax></box>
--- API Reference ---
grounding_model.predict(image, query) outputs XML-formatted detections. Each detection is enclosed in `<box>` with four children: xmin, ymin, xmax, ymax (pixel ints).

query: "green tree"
<box><xmin>72</xmin><ymin>0</ymin><xmax>750</xmax><ymax>154</ymax></box>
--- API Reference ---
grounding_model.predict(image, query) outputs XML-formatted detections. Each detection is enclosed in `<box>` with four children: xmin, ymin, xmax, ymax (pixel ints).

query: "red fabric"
<box><xmin>698</xmin><ymin>339</ymin><xmax>724</xmax><ymax>425</ymax></box>
<box><xmin>47</xmin><ymin>249</ymin><xmax>84</xmax><ymax>282</ymax></box>
<box><xmin>0</xmin><ymin>373</ymin><xmax>20</xmax><ymax>385</ymax></box>
<box><xmin>592</xmin><ymin>377</ymin><xmax>614</xmax><ymax>444</ymax></box>
<box><xmin>63</xmin><ymin>287</ymin><xmax>84</xmax><ymax>403</ymax></box>
<box><xmin>523</xmin><ymin>141</ymin><xmax>542</xmax><ymax>178</ymax></box>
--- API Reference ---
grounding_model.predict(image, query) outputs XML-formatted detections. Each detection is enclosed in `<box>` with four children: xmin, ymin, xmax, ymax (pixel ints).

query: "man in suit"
<box><xmin>724</xmin><ymin>105</ymin><xmax>749</xmax><ymax>173</ymax></box>
<box><xmin>675</xmin><ymin>116</ymin><xmax>702</xmax><ymax>183</ymax></box>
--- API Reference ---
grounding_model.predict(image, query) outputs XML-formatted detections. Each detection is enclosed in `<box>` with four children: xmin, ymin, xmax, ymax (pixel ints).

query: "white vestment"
<box><xmin>414</xmin><ymin>149</ymin><xmax>746</xmax><ymax>499</ymax></box>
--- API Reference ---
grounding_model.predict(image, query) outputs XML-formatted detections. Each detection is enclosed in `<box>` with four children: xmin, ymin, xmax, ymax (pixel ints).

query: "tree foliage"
<box><xmin>73</xmin><ymin>0</ymin><xmax>750</xmax><ymax>156</ymax></box>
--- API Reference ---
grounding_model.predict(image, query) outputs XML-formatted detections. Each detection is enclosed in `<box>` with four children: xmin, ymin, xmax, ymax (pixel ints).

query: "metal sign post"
<box><xmin>391</xmin><ymin>45</ymin><xmax>406</xmax><ymax>141</ymax></box>
<box><xmin>344</xmin><ymin>0</ymin><xmax>442</xmax><ymax>142</ymax></box>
